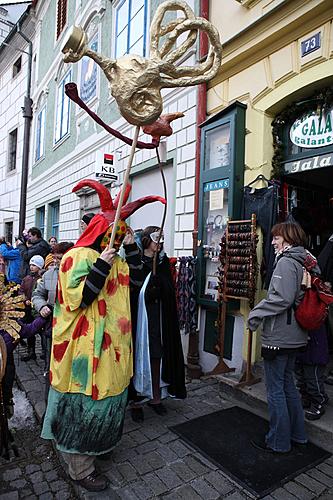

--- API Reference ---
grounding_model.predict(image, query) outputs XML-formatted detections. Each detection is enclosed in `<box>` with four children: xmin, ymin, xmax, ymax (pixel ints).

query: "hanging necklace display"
<box><xmin>209</xmin><ymin>214</ymin><xmax>260</xmax><ymax>381</ymax></box>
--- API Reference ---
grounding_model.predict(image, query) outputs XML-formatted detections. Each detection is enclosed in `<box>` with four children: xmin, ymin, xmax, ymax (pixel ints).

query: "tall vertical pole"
<box><xmin>18</xmin><ymin>27</ymin><xmax>33</xmax><ymax>235</ymax></box>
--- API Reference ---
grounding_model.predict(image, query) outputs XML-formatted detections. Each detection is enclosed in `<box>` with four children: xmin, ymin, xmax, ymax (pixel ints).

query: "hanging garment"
<box><xmin>243</xmin><ymin>184</ymin><xmax>279</xmax><ymax>288</ymax></box>
<box><xmin>177</xmin><ymin>257</ymin><xmax>197</xmax><ymax>335</ymax></box>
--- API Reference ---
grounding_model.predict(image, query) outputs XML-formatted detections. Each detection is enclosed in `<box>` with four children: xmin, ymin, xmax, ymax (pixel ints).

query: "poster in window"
<box><xmin>80</xmin><ymin>33</ymin><xmax>98</xmax><ymax>103</ymax></box>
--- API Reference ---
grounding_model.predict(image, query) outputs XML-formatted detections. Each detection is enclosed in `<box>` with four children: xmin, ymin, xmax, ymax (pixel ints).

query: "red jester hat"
<box><xmin>72</xmin><ymin>179</ymin><xmax>166</xmax><ymax>249</ymax></box>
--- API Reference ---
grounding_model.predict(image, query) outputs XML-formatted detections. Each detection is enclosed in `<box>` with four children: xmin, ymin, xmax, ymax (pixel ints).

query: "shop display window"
<box><xmin>205</xmin><ymin>124</ymin><xmax>230</xmax><ymax>170</ymax></box>
<box><xmin>197</xmin><ymin>101</ymin><xmax>246</xmax><ymax>307</ymax></box>
<box><xmin>202</xmin><ymin>179</ymin><xmax>229</xmax><ymax>301</ymax></box>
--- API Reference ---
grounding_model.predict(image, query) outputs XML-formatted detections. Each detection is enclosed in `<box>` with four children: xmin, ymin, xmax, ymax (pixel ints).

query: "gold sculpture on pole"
<box><xmin>62</xmin><ymin>0</ymin><xmax>222</xmax><ymax>126</ymax></box>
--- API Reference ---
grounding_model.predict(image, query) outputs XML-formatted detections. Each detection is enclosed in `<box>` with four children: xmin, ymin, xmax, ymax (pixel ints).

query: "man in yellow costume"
<box><xmin>42</xmin><ymin>180</ymin><xmax>165</xmax><ymax>492</ymax></box>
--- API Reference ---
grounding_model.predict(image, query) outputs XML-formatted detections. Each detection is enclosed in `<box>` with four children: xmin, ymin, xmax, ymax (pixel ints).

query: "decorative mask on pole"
<box><xmin>62</xmin><ymin>0</ymin><xmax>222</xmax><ymax>126</ymax></box>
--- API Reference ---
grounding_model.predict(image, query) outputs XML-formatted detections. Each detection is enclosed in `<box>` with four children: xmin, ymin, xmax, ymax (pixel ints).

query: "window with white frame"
<box><xmin>5</xmin><ymin>221</ymin><xmax>13</xmax><ymax>245</ymax></box>
<box><xmin>80</xmin><ymin>30</ymin><xmax>98</xmax><ymax>103</ymax></box>
<box><xmin>8</xmin><ymin>128</ymin><xmax>18</xmax><ymax>172</ymax></box>
<box><xmin>55</xmin><ymin>70</ymin><xmax>71</xmax><ymax>144</ymax></box>
<box><xmin>35</xmin><ymin>105</ymin><xmax>46</xmax><ymax>162</ymax></box>
<box><xmin>49</xmin><ymin>200</ymin><xmax>60</xmax><ymax>240</ymax></box>
<box><xmin>115</xmin><ymin>0</ymin><xmax>148</xmax><ymax>58</ymax></box>
<box><xmin>36</xmin><ymin>206</ymin><xmax>45</xmax><ymax>237</ymax></box>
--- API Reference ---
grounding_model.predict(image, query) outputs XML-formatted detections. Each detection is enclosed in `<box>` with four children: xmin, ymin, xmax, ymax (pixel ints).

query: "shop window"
<box><xmin>198</xmin><ymin>102</ymin><xmax>246</xmax><ymax>306</ymax></box>
<box><xmin>13</xmin><ymin>56</ymin><xmax>22</xmax><ymax>77</ymax></box>
<box><xmin>202</xmin><ymin>179</ymin><xmax>229</xmax><ymax>301</ymax></box>
<box><xmin>55</xmin><ymin>70</ymin><xmax>71</xmax><ymax>144</ymax></box>
<box><xmin>114</xmin><ymin>0</ymin><xmax>148</xmax><ymax>58</ymax></box>
<box><xmin>204</xmin><ymin>124</ymin><xmax>231</xmax><ymax>171</ymax></box>
<box><xmin>36</xmin><ymin>206</ymin><xmax>45</xmax><ymax>237</ymax></box>
<box><xmin>49</xmin><ymin>200</ymin><xmax>60</xmax><ymax>240</ymax></box>
<box><xmin>56</xmin><ymin>0</ymin><xmax>67</xmax><ymax>39</ymax></box>
<box><xmin>35</xmin><ymin>106</ymin><xmax>46</xmax><ymax>161</ymax></box>
<box><xmin>5</xmin><ymin>221</ymin><xmax>13</xmax><ymax>245</ymax></box>
<box><xmin>8</xmin><ymin>128</ymin><xmax>18</xmax><ymax>172</ymax></box>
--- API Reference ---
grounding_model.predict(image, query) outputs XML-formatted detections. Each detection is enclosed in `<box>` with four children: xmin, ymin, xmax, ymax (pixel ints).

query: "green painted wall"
<box><xmin>33</xmin><ymin>0</ymin><xmax>200</xmax><ymax>179</ymax></box>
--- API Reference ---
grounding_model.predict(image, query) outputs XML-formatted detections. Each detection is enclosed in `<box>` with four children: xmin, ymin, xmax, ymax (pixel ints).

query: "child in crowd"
<box><xmin>295</xmin><ymin>324</ymin><xmax>330</xmax><ymax>420</ymax></box>
<box><xmin>19</xmin><ymin>255</ymin><xmax>44</xmax><ymax>361</ymax></box>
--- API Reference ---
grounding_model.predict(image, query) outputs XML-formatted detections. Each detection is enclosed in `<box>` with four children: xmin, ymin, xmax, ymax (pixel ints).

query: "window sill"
<box><xmin>235</xmin><ymin>0</ymin><xmax>260</xmax><ymax>7</ymax></box>
<box><xmin>33</xmin><ymin>155</ymin><xmax>45</xmax><ymax>168</ymax></box>
<box><xmin>53</xmin><ymin>133</ymin><xmax>70</xmax><ymax>151</ymax></box>
<box><xmin>6</xmin><ymin>169</ymin><xmax>17</xmax><ymax>177</ymax></box>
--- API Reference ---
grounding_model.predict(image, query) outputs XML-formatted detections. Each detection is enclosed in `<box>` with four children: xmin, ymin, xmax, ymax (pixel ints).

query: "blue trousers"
<box><xmin>264</xmin><ymin>353</ymin><xmax>307</xmax><ymax>452</ymax></box>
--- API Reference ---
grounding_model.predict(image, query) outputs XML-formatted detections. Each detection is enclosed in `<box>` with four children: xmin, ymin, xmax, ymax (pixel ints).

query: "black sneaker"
<box><xmin>250</xmin><ymin>439</ymin><xmax>291</xmax><ymax>455</ymax></box>
<box><xmin>305</xmin><ymin>404</ymin><xmax>325</xmax><ymax>421</ymax></box>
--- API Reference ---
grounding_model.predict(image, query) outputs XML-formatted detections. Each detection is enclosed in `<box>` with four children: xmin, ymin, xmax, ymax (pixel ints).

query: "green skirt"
<box><xmin>41</xmin><ymin>387</ymin><xmax>128</xmax><ymax>455</ymax></box>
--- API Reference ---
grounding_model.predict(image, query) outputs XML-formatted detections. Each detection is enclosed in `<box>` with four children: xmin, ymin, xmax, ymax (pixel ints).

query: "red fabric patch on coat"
<box><xmin>118</xmin><ymin>273</ymin><xmax>130</xmax><ymax>286</ymax></box>
<box><xmin>61</xmin><ymin>256</ymin><xmax>73</xmax><ymax>272</ymax></box>
<box><xmin>102</xmin><ymin>332</ymin><xmax>112</xmax><ymax>350</ymax></box>
<box><xmin>66</xmin><ymin>305</ymin><xmax>71</xmax><ymax>312</ymax></box>
<box><xmin>115</xmin><ymin>348</ymin><xmax>121</xmax><ymax>362</ymax></box>
<box><xmin>118</xmin><ymin>317</ymin><xmax>131</xmax><ymax>334</ymax></box>
<box><xmin>98</xmin><ymin>299</ymin><xmax>107</xmax><ymax>317</ymax></box>
<box><xmin>53</xmin><ymin>340</ymin><xmax>70</xmax><ymax>362</ymax></box>
<box><xmin>52</xmin><ymin>317</ymin><xmax>57</xmax><ymax>327</ymax></box>
<box><xmin>72</xmin><ymin>315</ymin><xmax>89</xmax><ymax>339</ymax></box>
<box><xmin>93</xmin><ymin>357</ymin><xmax>99</xmax><ymax>373</ymax></box>
<box><xmin>92</xmin><ymin>384</ymin><xmax>99</xmax><ymax>400</ymax></box>
<box><xmin>57</xmin><ymin>288</ymin><xmax>64</xmax><ymax>304</ymax></box>
<box><xmin>106</xmin><ymin>278</ymin><xmax>118</xmax><ymax>296</ymax></box>
<box><xmin>49</xmin><ymin>370</ymin><xmax>53</xmax><ymax>384</ymax></box>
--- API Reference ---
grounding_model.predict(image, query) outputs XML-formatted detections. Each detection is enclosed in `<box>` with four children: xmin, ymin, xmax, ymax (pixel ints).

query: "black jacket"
<box><xmin>18</xmin><ymin>238</ymin><xmax>50</xmax><ymax>278</ymax></box>
<box><xmin>125</xmin><ymin>243</ymin><xmax>186</xmax><ymax>399</ymax></box>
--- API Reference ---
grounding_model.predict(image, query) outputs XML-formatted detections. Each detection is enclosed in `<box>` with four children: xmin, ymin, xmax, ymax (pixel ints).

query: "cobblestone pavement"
<box><xmin>1</xmin><ymin>343</ymin><xmax>332</xmax><ymax>499</ymax></box>
<box><xmin>0</xmin><ymin>388</ymin><xmax>76</xmax><ymax>500</ymax></box>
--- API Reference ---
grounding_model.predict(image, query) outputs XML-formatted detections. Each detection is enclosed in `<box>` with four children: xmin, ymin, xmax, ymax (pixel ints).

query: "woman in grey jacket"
<box><xmin>248</xmin><ymin>222</ymin><xmax>309</xmax><ymax>454</ymax></box>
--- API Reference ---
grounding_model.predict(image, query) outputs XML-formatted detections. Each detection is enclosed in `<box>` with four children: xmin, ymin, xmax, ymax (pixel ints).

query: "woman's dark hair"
<box><xmin>48</xmin><ymin>236</ymin><xmax>57</xmax><ymax>243</ymax></box>
<box><xmin>271</xmin><ymin>222</ymin><xmax>307</xmax><ymax>247</ymax></box>
<box><xmin>141</xmin><ymin>226</ymin><xmax>160</xmax><ymax>249</ymax></box>
<box><xmin>51</xmin><ymin>242</ymin><xmax>74</xmax><ymax>254</ymax></box>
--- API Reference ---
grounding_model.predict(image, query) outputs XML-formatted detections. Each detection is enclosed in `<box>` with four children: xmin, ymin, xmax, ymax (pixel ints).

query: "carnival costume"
<box><xmin>42</xmin><ymin>181</ymin><xmax>165</xmax><ymax>456</ymax></box>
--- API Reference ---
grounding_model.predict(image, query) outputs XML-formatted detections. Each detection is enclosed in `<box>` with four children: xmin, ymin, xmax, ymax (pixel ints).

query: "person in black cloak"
<box><xmin>123</xmin><ymin>225</ymin><xmax>186</xmax><ymax>421</ymax></box>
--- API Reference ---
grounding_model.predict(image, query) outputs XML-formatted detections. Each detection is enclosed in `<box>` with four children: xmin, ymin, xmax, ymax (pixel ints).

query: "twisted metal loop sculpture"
<box><xmin>62</xmin><ymin>0</ymin><xmax>222</xmax><ymax>126</ymax></box>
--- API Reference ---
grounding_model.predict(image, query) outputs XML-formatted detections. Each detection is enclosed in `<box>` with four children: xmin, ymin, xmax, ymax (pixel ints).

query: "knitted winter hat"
<box><xmin>29</xmin><ymin>255</ymin><xmax>44</xmax><ymax>269</ymax></box>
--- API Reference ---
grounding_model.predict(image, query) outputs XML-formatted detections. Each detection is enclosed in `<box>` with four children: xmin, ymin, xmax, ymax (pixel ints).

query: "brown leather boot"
<box><xmin>74</xmin><ymin>470</ymin><xmax>109</xmax><ymax>492</ymax></box>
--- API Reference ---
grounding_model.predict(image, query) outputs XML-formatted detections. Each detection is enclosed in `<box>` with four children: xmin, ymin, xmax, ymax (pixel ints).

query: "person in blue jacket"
<box><xmin>0</xmin><ymin>238</ymin><xmax>22</xmax><ymax>284</ymax></box>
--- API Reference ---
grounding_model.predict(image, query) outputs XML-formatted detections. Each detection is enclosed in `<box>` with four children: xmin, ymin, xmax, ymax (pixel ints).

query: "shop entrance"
<box><xmin>282</xmin><ymin>163</ymin><xmax>333</xmax><ymax>256</ymax></box>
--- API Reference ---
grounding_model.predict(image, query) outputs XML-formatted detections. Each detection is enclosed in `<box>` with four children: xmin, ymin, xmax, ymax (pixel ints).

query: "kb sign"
<box><xmin>95</xmin><ymin>152</ymin><xmax>118</xmax><ymax>180</ymax></box>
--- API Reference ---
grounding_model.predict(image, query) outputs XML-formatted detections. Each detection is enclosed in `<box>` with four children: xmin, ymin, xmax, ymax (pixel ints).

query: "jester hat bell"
<box><xmin>72</xmin><ymin>179</ymin><xmax>166</xmax><ymax>248</ymax></box>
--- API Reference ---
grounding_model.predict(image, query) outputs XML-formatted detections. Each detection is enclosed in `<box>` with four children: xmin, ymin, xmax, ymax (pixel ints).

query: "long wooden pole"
<box><xmin>109</xmin><ymin>125</ymin><xmax>140</xmax><ymax>248</ymax></box>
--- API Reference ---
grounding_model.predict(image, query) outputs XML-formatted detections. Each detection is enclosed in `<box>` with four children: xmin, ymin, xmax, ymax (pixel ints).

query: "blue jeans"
<box><xmin>264</xmin><ymin>353</ymin><xmax>307</xmax><ymax>452</ymax></box>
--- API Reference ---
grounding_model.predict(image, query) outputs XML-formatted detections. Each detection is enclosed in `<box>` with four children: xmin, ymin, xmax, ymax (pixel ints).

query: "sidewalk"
<box><xmin>12</xmin><ymin>344</ymin><xmax>333</xmax><ymax>500</ymax></box>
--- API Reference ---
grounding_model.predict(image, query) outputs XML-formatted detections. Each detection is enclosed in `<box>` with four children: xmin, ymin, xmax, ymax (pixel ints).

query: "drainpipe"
<box><xmin>192</xmin><ymin>0</ymin><xmax>209</xmax><ymax>252</ymax></box>
<box><xmin>187</xmin><ymin>0</ymin><xmax>209</xmax><ymax>379</ymax></box>
<box><xmin>18</xmin><ymin>25</ymin><xmax>33</xmax><ymax>235</ymax></box>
